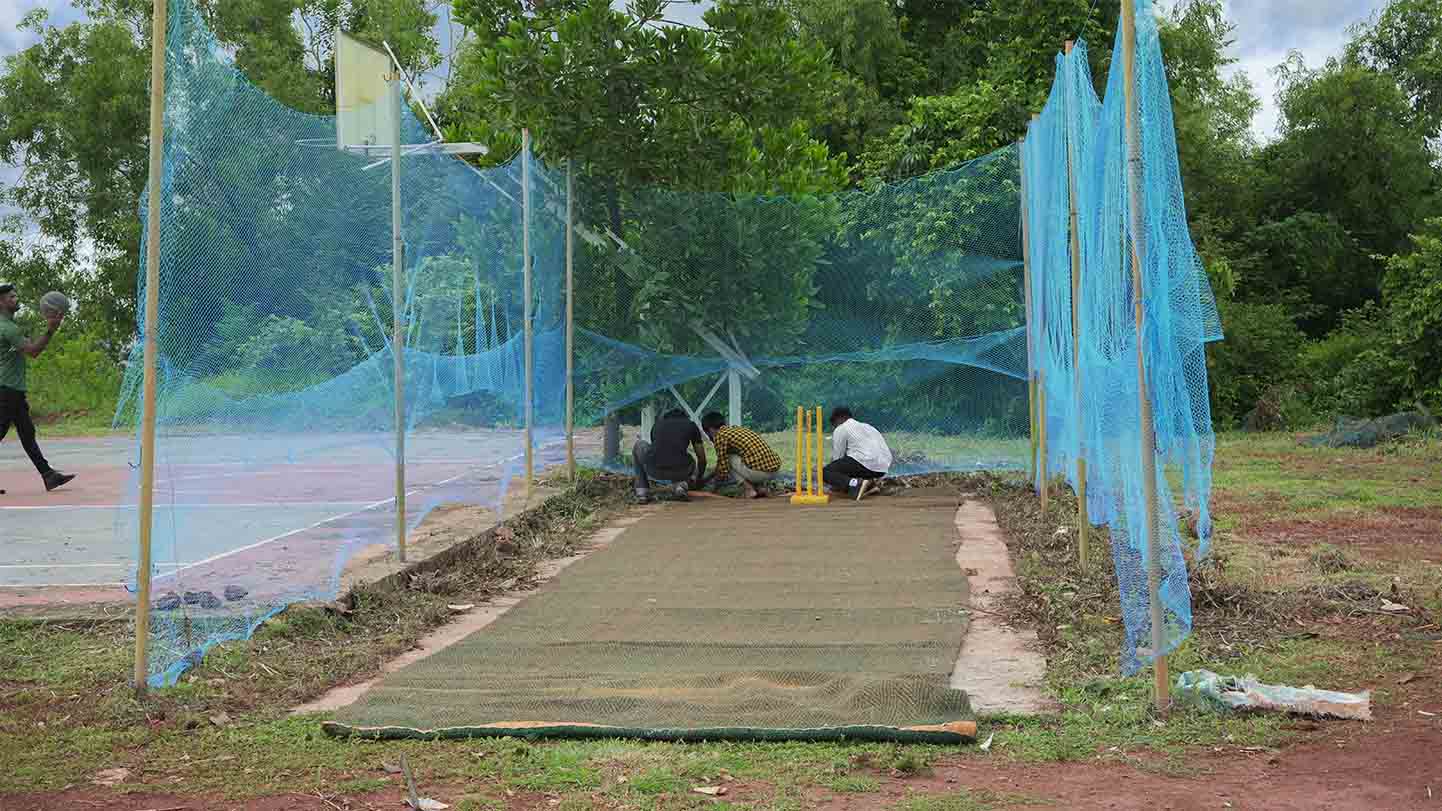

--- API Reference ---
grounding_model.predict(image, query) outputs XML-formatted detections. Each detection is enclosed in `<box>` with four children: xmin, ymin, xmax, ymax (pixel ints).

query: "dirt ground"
<box><xmin>7</xmin><ymin>700</ymin><xmax>1440</xmax><ymax>811</ymax></box>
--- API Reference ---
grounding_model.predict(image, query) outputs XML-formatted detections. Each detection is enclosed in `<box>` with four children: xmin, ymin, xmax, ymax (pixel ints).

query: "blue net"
<box><xmin>1023</xmin><ymin>15</ymin><xmax>1220</xmax><ymax>674</ymax></box>
<box><xmin>117</xmin><ymin>0</ymin><xmax>1215</xmax><ymax>685</ymax></box>
<box><xmin>118</xmin><ymin>0</ymin><xmax>569</xmax><ymax>685</ymax></box>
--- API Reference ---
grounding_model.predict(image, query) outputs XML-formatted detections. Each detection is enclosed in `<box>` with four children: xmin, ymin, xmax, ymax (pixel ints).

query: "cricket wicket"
<box><xmin>791</xmin><ymin>405</ymin><xmax>830</xmax><ymax>505</ymax></box>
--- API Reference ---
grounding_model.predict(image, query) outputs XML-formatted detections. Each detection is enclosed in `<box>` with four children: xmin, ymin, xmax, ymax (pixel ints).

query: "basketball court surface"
<box><xmin>1</xmin><ymin>429</ymin><xmax>577</xmax><ymax>609</ymax></box>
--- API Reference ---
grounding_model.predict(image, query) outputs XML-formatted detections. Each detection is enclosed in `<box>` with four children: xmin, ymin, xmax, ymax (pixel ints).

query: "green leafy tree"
<box><xmin>0</xmin><ymin>5</ymin><xmax>151</xmax><ymax>352</ymax></box>
<box><xmin>1237</xmin><ymin>213</ymin><xmax>1371</xmax><ymax>337</ymax></box>
<box><xmin>1263</xmin><ymin>57</ymin><xmax>1437</xmax><ymax>259</ymax></box>
<box><xmin>1347</xmin><ymin>0</ymin><xmax>1442</xmax><ymax>137</ymax></box>
<box><xmin>445</xmin><ymin>0</ymin><xmax>843</xmax><ymax>193</ymax></box>
<box><xmin>199</xmin><ymin>0</ymin><xmax>440</xmax><ymax>113</ymax></box>
<box><xmin>0</xmin><ymin>0</ymin><xmax>439</xmax><ymax>358</ymax></box>
<box><xmin>1380</xmin><ymin>217</ymin><xmax>1442</xmax><ymax>410</ymax></box>
<box><xmin>444</xmin><ymin>0</ymin><xmax>849</xmax><ymax>367</ymax></box>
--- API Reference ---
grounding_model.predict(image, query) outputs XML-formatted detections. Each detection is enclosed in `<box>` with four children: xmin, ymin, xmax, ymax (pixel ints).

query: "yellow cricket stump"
<box><xmin>791</xmin><ymin>405</ymin><xmax>830</xmax><ymax>505</ymax></box>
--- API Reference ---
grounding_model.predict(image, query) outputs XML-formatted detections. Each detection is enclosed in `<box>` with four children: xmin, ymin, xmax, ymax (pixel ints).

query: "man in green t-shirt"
<box><xmin>0</xmin><ymin>284</ymin><xmax>76</xmax><ymax>492</ymax></box>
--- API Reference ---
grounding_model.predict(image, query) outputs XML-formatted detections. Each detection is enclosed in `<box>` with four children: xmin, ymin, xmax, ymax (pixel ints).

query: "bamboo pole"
<box><xmin>1063</xmin><ymin>41</ymin><xmax>1091</xmax><ymax>569</ymax></box>
<box><xmin>1039</xmin><ymin>368</ymin><xmax>1048</xmax><ymax>510</ymax></box>
<box><xmin>1027</xmin><ymin>112</ymin><xmax>1049</xmax><ymax>511</ymax></box>
<box><xmin>134</xmin><ymin>0</ymin><xmax>168</xmax><ymax>698</ymax></box>
<box><xmin>391</xmin><ymin>74</ymin><xmax>407</xmax><ymax>563</ymax></box>
<box><xmin>565</xmin><ymin>159</ymin><xmax>575</xmax><ymax>481</ymax></box>
<box><xmin>1019</xmin><ymin>133</ymin><xmax>1037</xmax><ymax>485</ymax></box>
<box><xmin>522</xmin><ymin>130</ymin><xmax>534</xmax><ymax>494</ymax></box>
<box><xmin>1121</xmin><ymin>0</ymin><xmax>1169</xmax><ymax>716</ymax></box>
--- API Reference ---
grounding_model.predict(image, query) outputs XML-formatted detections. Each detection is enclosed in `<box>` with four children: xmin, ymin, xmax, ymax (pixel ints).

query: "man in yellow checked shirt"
<box><xmin>699</xmin><ymin>411</ymin><xmax>782</xmax><ymax>499</ymax></box>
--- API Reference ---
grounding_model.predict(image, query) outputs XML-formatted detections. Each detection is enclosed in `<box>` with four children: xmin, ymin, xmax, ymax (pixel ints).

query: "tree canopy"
<box><xmin>1</xmin><ymin>0</ymin><xmax>1440</xmax><ymax>424</ymax></box>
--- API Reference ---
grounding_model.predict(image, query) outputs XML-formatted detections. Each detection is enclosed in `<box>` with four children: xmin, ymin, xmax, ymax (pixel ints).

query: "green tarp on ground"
<box><xmin>324</xmin><ymin>489</ymin><xmax>974</xmax><ymax>743</ymax></box>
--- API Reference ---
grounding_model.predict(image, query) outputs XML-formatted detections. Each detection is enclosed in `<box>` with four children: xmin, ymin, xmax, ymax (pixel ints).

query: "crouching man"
<box><xmin>700</xmin><ymin>411</ymin><xmax>782</xmax><ymax>499</ymax></box>
<box><xmin>632</xmin><ymin>408</ymin><xmax>706</xmax><ymax>503</ymax></box>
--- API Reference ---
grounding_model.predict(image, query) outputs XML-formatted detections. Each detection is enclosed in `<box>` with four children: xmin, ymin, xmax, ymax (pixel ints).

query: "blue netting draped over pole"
<box><xmin>1022</xmin><ymin>0</ymin><xmax>1221</xmax><ymax>675</ymax></box>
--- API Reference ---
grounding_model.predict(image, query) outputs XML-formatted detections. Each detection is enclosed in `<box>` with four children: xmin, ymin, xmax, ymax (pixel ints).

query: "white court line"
<box><xmin>4</xmin><ymin>444</ymin><xmax>546</xmax><ymax>587</ymax></box>
<box><xmin>2</xmin><ymin>502</ymin><xmax>381</xmax><ymax>511</ymax></box>
<box><xmin>0</xmin><ymin>582</ymin><xmax>125</xmax><ymax>589</ymax></box>
<box><xmin>152</xmin><ymin>452</ymin><xmax>526</xmax><ymax>582</ymax></box>
<box><xmin>0</xmin><ymin>562</ymin><xmax>181</xmax><ymax>570</ymax></box>
<box><xmin>157</xmin><ymin>461</ymin><xmax>478</xmax><ymax>484</ymax></box>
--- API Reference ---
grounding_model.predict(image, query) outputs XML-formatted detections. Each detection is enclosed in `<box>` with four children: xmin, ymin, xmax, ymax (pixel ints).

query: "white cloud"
<box><xmin>1216</xmin><ymin>0</ymin><xmax>1386</xmax><ymax>142</ymax></box>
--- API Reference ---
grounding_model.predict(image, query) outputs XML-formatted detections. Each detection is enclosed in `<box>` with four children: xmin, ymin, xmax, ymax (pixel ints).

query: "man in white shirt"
<box><xmin>825</xmin><ymin>406</ymin><xmax>892</xmax><ymax>501</ymax></box>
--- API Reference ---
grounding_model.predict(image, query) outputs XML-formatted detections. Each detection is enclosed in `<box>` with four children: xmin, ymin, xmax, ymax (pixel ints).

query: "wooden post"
<box><xmin>522</xmin><ymin>130</ymin><xmax>534</xmax><ymax>493</ymax></box>
<box><xmin>1121</xmin><ymin>0</ymin><xmax>1169</xmax><ymax>716</ymax></box>
<box><xmin>1019</xmin><ymin>134</ymin><xmax>1037</xmax><ymax>485</ymax></box>
<box><xmin>1063</xmin><ymin>41</ymin><xmax>1091</xmax><ymax>569</ymax></box>
<box><xmin>1038</xmin><ymin>109</ymin><xmax>1049</xmax><ymax>507</ymax></box>
<box><xmin>391</xmin><ymin>73</ymin><xmax>407</xmax><ymax>563</ymax></box>
<box><xmin>1038</xmin><ymin>369</ymin><xmax>1048</xmax><ymax>511</ymax></box>
<box><xmin>565</xmin><ymin>158</ymin><xmax>575</xmax><ymax>481</ymax></box>
<box><xmin>135</xmin><ymin>0</ymin><xmax>168</xmax><ymax>698</ymax></box>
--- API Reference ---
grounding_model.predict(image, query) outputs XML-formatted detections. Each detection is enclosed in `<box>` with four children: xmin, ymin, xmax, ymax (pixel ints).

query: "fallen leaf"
<box><xmin>404</xmin><ymin>798</ymin><xmax>450</xmax><ymax>810</ymax></box>
<box><xmin>382</xmin><ymin>762</ymin><xmax>403</xmax><ymax>774</ymax></box>
<box><xmin>1419</xmin><ymin>710</ymin><xmax>1437</xmax><ymax>718</ymax></box>
<box><xmin>447</xmin><ymin>604</ymin><xmax>475</xmax><ymax>612</ymax></box>
<box><xmin>1399</xmin><ymin>672</ymin><xmax>1418</xmax><ymax>685</ymax></box>
<box><xmin>693</xmin><ymin>786</ymin><xmax>728</xmax><ymax>796</ymax></box>
<box><xmin>1381</xmin><ymin>599</ymin><xmax>1410</xmax><ymax>613</ymax></box>
<box><xmin>92</xmin><ymin>768</ymin><xmax>130</xmax><ymax>786</ymax></box>
<box><xmin>208</xmin><ymin>712</ymin><xmax>231</xmax><ymax>727</ymax></box>
<box><xmin>978</xmin><ymin>732</ymin><xmax>995</xmax><ymax>751</ymax></box>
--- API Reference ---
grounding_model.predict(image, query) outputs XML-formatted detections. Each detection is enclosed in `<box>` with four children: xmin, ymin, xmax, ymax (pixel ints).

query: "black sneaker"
<box><xmin>672</xmin><ymin>483</ymin><xmax>690</xmax><ymax>501</ymax></box>
<box><xmin>43</xmin><ymin>472</ymin><xmax>75</xmax><ymax>492</ymax></box>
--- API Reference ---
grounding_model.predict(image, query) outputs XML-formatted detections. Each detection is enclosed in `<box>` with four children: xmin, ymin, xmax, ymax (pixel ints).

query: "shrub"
<box><xmin>1298</xmin><ymin>303</ymin><xmax>1407</xmax><ymax>419</ymax></box>
<box><xmin>1206</xmin><ymin>299</ymin><xmax>1307</xmax><ymax>428</ymax></box>
<box><xmin>1381</xmin><ymin>217</ymin><xmax>1442</xmax><ymax>413</ymax></box>
<box><xmin>24</xmin><ymin>324</ymin><xmax>123</xmax><ymax>423</ymax></box>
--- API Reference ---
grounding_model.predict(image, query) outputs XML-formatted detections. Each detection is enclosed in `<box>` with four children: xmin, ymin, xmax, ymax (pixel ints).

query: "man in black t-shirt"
<box><xmin>632</xmin><ymin>408</ymin><xmax>707</xmax><ymax>503</ymax></box>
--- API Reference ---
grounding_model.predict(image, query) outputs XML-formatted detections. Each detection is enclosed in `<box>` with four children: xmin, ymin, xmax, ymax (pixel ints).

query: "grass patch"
<box><xmin>978</xmin><ymin>433</ymin><xmax>1440</xmax><ymax>764</ymax></box>
<box><xmin>822</xmin><ymin>774</ymin><xmax>881</xmax><ymax>793</ymax></box>
<box><xmin>896</xmin><ymin>789</ymin><xmax>1028</xmax><ymax>811</ymax></box>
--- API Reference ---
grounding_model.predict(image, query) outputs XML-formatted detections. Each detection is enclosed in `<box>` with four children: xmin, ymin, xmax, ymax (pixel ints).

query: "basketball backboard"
<box><xmin>335</xmin><ymin>32</ymin><xmax>395</xmax><ymax>150</ymax></box>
